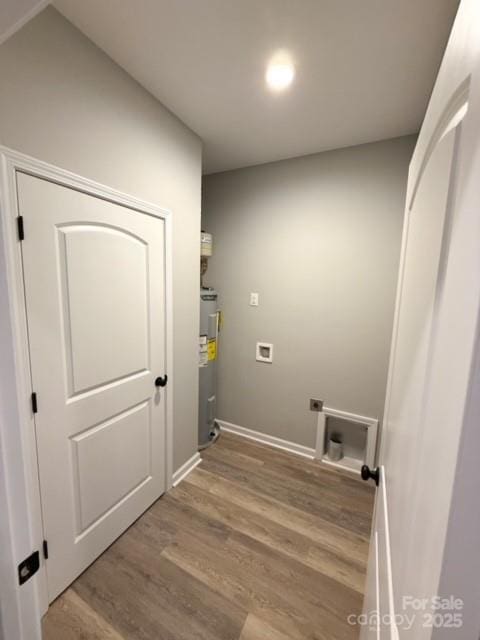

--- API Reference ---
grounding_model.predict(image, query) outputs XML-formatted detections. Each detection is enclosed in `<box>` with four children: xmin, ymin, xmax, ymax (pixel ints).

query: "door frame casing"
<box><xmin>0</xmin><ymin>146</ymin><xmax>174</xmax><ymax>640</ymax></box>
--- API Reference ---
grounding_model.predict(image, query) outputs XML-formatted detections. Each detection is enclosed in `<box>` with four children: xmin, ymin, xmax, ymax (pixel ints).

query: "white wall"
<box><xmin>202</xmin><ymin>136</ymin><xmax>415</xmax><ymax>448</ymax></box>
<box><xmin>0</xmin><ymin>6</ymin><xmax>202</xmax><ymax>470</ymax></box>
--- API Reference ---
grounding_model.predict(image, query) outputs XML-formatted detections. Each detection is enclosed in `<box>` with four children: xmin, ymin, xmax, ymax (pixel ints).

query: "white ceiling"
<box><xmin>53</xmin><ymin>1</ymin><xmax>457</xmax><ymax>173</ymax></box>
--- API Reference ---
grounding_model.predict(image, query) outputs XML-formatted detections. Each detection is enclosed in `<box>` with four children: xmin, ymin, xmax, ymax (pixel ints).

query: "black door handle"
<box><xmin>155</xmin><ymin>375</ymin><xmax>168</xmax><ymax>388</ymax></box>
<box><xmin>361</xmin><ymin>465</ymin><xmax>380</xmax><ymax>486</ymax></box>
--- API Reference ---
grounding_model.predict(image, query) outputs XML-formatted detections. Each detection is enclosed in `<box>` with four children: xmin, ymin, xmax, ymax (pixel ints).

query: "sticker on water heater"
<box><xmin>208</xmin><ymin>339</ymin><xmax>217</xmax><ymax>361</ymax></box>
<box><xmin>199</xmin><ymin>334</ymin><xmax>208</xmax><ymax>366</ymax></box>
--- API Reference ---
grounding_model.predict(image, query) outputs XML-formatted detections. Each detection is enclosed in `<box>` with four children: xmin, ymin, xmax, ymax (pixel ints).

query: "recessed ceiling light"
<box><xmin>266</xmin><ymin>52</ymin><xmax>295</xmax><ymax>92</ymax></box>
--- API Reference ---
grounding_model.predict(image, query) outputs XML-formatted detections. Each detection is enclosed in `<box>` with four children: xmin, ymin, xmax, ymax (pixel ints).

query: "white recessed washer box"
<box><xmin>256</xmin><ymin>342</ymin><xmax>273</xmax><ymax>363</ymax></box>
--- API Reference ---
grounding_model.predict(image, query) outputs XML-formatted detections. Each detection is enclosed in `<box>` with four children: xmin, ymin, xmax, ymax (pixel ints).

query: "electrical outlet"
<box><xmin>310</xmin><ymin>398</ymin><xmax>324</xmax><ymax>412</ymax></box>
<box><xmin>250</xmin><ymin>292</ymin><xmax>259</xmax><ymax>306</ymax></box>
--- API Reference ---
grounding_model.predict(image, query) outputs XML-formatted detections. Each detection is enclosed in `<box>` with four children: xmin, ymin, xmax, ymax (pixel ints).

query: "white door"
<box><xmin>18</xmin><ymin>172</ymin><xmax>168</xmax><ymax>602</ymax></box>
<box><xmin>361</xmin><ymin>0</ymin><xmax>480</xmax><ymax>638</ymax></box>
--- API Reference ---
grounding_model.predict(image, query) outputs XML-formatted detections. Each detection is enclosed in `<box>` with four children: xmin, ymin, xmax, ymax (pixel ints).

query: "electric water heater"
<box><xmin>198</xmin><ymin>289</ymin><xmax>219</xmax><ymax>448</ymax></box>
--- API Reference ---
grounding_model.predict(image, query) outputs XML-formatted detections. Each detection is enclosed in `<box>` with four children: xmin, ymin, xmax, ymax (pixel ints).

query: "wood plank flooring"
<box><xmin>43</xmin><ymin>432</ymin><xmax>374</xmax><ymax>640</ymax></box>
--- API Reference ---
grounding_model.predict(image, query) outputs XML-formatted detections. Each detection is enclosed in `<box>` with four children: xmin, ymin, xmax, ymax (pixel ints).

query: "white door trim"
<box><xmin>0</xmin><ymin>146</ymin><xmax>174</xmax><ymax>640</ymax></box>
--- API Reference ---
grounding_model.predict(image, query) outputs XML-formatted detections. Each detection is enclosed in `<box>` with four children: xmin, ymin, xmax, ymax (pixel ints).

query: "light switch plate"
<box><xmin>250</xmin><ymin>292</ymin><xmax>259</xmax><ymax>306</ymax></box>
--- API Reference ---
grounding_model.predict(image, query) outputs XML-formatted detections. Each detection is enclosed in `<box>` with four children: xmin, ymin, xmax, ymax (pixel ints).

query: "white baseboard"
<box><xmin>217</xmin><ymin>419</ymin><xmax>315</xmax><ymax>459</ymax></box>
<box><xmin>172</xmin><ymin>452</ymin><xmax>201</xmax><ymax>487</ymax></box>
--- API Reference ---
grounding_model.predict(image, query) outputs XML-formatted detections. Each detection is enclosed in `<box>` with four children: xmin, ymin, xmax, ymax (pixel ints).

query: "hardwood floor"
<box><xmin>43</xmin><ymin>432</ymin><xmax>374</xmax><ymax>640</ymax></box>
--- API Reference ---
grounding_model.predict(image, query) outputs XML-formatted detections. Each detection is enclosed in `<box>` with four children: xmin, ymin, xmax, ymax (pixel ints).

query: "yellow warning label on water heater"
<box><xmin>208</xmin><ymin>339</ymin><xmax>217</xmax><ymax>361</ymax></box>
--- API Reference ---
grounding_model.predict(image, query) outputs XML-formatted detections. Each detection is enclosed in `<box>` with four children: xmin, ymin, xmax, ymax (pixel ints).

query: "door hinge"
<box><xmin>17</xmin><ymin>216</ymin><xmax>24</xmax><ymax>241</ymax></box>
<box><xmin>43</xmin><ymin>540</ymin><xmax>49</xmax><ymax>560</ymax></box>
<box><xmin>18</xmin><ymin>550</ymin><xmax>40</xmax><ymax>585</ymax></box>
<box><xmin>31</xmin><ymin>392</ymin><xmax>38</xmax><ymax>414</ymax></box>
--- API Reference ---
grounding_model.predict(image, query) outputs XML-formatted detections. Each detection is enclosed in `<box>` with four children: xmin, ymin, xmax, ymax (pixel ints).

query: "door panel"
<box><xmin>384</xmin><ymin>126</ymin><xmax>458</xmax><ymax>612</ymax></box>
<box><xmin>17</xmin><ymin>172</ymin><xmax>167</xmax><ymax>602</ymax></box>
<box><xmin>363</xmin><ymin>0</ymin><xmax>480</xmax><ymax>636</ymax></box>
<box><xmin>71</xmin><ymin>400</ymin><xmax>151</xmax><ymax>534</ymax></box>
<box><xmin>59</xmin><ymin>224</ymin><xmax>149</xmax><ymax>394</ymax></box>
<box><xmin>364</xmin><ymin>109</ymin><xmax>465</xmax><ymax>640</ymax></box>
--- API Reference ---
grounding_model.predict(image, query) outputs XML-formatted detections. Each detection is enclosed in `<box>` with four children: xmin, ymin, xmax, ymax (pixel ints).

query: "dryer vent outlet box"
<box><xmin>256</xmin><ymin>342</ymin><xmax>273</xmax><ymax>363</ymax></box>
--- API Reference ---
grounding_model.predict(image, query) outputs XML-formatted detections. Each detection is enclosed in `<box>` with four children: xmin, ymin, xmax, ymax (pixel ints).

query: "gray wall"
<box><xmin>0</xmin><ymin>7</ymin><xmax>202</xmax><ymax>470</ymax></box>
<box><xmin>202</xmin><ymin>136</ymin><xmax>415</xmax><ymax>448</ymax></box>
